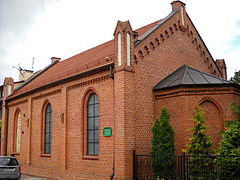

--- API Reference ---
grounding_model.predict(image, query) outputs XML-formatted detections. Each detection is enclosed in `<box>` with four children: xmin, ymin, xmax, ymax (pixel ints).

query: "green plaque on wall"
<box><xmin>103</xmin><ymin>127</ymin><xmax>112</xmax><ymax>137</ymax></box>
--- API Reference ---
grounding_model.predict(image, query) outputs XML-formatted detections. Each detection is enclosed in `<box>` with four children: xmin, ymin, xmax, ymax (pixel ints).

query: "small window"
<box><xmin>44</xmin><ymin>103</ymin><xmax>52</xmax><ymax>154</ymax></box>
<box><xmin>87</xmin><ymin>93</ymin><xmax>99</xmax><ymax>155</ymax></box>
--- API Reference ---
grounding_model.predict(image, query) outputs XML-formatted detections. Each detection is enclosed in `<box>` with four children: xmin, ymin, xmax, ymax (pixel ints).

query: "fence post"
<box><xmin>133</xmin><ymin>150</ymin><xmax>136</xmax><ymax>180</ymax></box>
<box><xmin>182</xmin><ymin>152</ymin><xmax>186</xmax><ymax>180</ymax></box>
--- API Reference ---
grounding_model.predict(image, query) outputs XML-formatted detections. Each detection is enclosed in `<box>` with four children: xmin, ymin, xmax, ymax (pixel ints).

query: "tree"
<box><xmin>186</xmin><ymin>106</ymin><xmax>213</xmax><ymax>179</ymax></box>
<box><xmin>217</xmin><ymin>103</ymin><xmax>240</xmax><ymax>179</ymax></box>
<box><xmin>151</xmin><ymin>107</ymin><xmax>175</xmax><ymax>179</ymax></box>
<box><xmin>230</xmin><ymin>70</ymin><xmax>240</xmax><ymax>84</ymax></box>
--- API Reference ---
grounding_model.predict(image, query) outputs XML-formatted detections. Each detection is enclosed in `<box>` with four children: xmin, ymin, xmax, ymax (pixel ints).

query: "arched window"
<box><xmin>87</xmin><ymin>93</ymin><xmax>99</xmax><ymax>155</ymax></box>
<box><xmin>44</xmin><ymin>103</ymin><xmax>52</xmax><ymax>154</ymax></box>
<box><xmin>15</xmin><ymin>111</ymin><xmax>22</xmax><ymax>153</ymax></box>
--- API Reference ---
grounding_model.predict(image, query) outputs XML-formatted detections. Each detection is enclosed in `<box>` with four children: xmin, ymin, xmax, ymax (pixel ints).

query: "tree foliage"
<box><xmin>217</xmin><ymin>103</ymin><xmax>240</xmax><ymax>179</ymax></box>
<box><xmin>151</xmin><ymin>107</ymin><xmax>175</xmax><ymax>179</ymax></box>
<box><xmin>230</xmin><ymin>70</ymin><xmax>240</xmax><ymax>84</ymax></box>
<box><xmin>187</xmin><ymin>106</ymin><xmax>213</xmax><ymax>179</ymax></box>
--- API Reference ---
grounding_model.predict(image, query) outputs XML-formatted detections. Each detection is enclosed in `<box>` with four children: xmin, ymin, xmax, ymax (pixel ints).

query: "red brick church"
<box><xmin>1</xmin><ymin>1</ymin><xmax>240</xmax><ymax>179</ymax></box>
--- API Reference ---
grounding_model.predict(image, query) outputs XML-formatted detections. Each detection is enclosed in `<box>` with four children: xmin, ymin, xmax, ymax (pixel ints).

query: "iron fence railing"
<box><xmin>133</xmin><ymin>151</ymin><xmax>240</xmax><ymax>180</ymax></box>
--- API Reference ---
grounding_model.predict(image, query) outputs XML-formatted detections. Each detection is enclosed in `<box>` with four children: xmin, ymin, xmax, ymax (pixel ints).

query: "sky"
<box><xmin>0</xmin><ymin>0</ymin><xmax>240</xmax><ymax>84</ymax></box>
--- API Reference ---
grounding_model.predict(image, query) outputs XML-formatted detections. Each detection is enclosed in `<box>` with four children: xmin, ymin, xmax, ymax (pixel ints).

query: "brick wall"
<box><xmin>5</xmin><ymin>70</ymin><xmax>116</xmax><ymax>180</ymax></box>
<box><xmin>154</xmin><ymin>87</ymin><xmax>240</xmax><ymax>154</ymax></box>
<box><xmin>2</xmin><ymin>2</ymin><xmax>239</xmax><ymax>180</ymax></box>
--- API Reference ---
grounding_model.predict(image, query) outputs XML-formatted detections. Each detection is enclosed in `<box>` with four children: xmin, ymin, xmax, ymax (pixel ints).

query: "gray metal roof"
<box><xmin>153</xmin><ymin>65</ymin><xmax>232</xmax><ymax>91</ymax></box>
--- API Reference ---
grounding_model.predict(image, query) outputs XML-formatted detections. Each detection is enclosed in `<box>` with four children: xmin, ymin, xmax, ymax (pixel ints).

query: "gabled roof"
<box><xmin>153</xmin><ymin>65</ymin><xmax>235</xmax><ymax>91</ymax></box>
<box><xmin>10</xmin><ymin>20</ymin><xmax>161</xmax><ymax>99</ymax></box>
<box><xmin>135</xmin><ymin>9</ymin><xmax>178</xmax><ymax>46</ymax></box>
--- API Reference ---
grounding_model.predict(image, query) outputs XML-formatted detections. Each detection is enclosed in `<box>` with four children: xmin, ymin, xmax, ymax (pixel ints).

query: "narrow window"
<box><xmin>181</xmin><ymin>6</ymin><xmax>185</xmax><ymax>25</ymax></box>
<box><xmin>117</xmin><ymin>32</ymin><xmax>122</xmax><ymax>67</ymax></box>
<box><xmin>44</xmin><ymin>104</ymin><xmax>52</xmax><ymax>154</ymax></box>
<box><xmin>126</xmin><ymin>32</ymin><xmax>131</xmax><ymax>66</ymax></box>
<box><xmin>7</xmin><ymin>85</ymin><xmax>12</xmax><ymax>96</ymax></box>
<box><xmin>87</xmin><ymin>93</ymin><xmax>99</xmax><ymax>155</ymax></box>
<box><xmin>15</xmin><ymin>111</ymin><xmax>22</xmax><ymax>153</ymax></box>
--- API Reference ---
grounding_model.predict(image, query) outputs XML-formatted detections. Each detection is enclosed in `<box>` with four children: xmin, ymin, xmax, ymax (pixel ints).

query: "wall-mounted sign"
<box><xmin>103</xmin><ymin>127</ymin><xmax>112</xmax><ymax>137</ymax></box>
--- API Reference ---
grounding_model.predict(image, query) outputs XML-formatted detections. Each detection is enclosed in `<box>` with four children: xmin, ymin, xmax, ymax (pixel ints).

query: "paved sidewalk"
<box><xmin>20</xmin><ymin>174</ymin><xmax>52</xmax><ymax>180</ymax></box>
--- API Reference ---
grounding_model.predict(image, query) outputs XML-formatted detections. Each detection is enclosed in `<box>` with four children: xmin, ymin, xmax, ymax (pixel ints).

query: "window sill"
<box><xmin>40</xmin><ymin>154</ymin><xmax>51</xmax><ymax>157</ymax></box>
<box><xmin>82</xmin><ymin>155</ymin><xmax>99</xmax><ymax>160</ymax></box>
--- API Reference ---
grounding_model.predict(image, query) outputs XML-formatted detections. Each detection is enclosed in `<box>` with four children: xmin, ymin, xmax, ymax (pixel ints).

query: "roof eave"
<box><xmin>7</xmin><ymin>63</ymin><xmax>114</xmax><ymax>102</ymax></box>
<box><xmin>14</xmin><ymin>60</ymin><xmax>59</xmax><ymax>92</ymax></box>
<box><xmin>153</xmin><ymin>83</ymin><xmax>240</xmax><ymax>92</ymax></box>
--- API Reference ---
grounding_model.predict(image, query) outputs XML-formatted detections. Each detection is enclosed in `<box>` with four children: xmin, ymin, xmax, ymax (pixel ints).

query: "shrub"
<box><xmin>217</xmin><ymin>103</ymin><xmax>240</xmax><ymax>179</ymax></box>
<box><xmin>151</xmin><ymin>107</ymin><xmax>175</xmax><ymax>179</ymax></box>
<box><xmin>186</xmin><ymin>106</ymin><xmax>214</xmax><ymax>179</ymax></box>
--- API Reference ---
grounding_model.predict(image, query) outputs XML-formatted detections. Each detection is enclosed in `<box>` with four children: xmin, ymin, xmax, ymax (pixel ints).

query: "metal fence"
<box><xmin>133</xmin><ymin>151</ymin><xmax>240</xmax><ymax>180</ymax></box>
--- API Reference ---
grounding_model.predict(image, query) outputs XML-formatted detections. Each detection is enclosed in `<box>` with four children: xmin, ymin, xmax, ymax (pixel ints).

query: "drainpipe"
<box><xmin>110</xmin><ymin>65</ymin><xmax>115</xmax><ymax>180</ymax></box>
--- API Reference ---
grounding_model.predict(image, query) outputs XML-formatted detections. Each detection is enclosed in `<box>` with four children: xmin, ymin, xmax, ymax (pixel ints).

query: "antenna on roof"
<box><xmin>32</xmin><ymin>57</ymin><xmax>35</xmax><ymax>71</ymax></box>
<box><xmin>12</xmin><ymin>63</ymin><xmax>23</xmax><ymax>77</ymax></box>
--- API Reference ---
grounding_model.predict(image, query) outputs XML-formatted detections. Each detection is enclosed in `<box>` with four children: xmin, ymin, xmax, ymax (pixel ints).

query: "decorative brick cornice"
<box><xmin>155</xmin><ymin>88</ymin><xmax>233</xmax><ymax>100</ymax></box>
<box><xmin>32</xmin><ymin>89</ymin><xmax>61</xmax><ymax>100</ymax></box>
<box><xmin>67</xmin><ymin>74</ymin><xmax>110</xmax><ymax>91</ymax></box>
<box><xmin>133</xmin><ymin>19</ymin><xmax>222</xmax><ymax>77</ymax></box>
<box><xmin>8</xmin><ymin>99</ymin><xmax>28</xmax><ymax>107</ymax></box>
<box><xmin>134</xmin><ymin>22</ymin><xmax>179</xmax><ymax>63</ymax></box>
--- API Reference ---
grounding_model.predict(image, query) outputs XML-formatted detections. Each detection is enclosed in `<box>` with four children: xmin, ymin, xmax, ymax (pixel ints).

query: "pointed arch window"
<box><xmin>44</xmin><ymin>103</ymin><xmax>52</xmax><ymax>154</ymax></box>
<box><xmin>15</xmin><ymin>111</ymin><xmax>22</xmax><ymax>153</ymax></box>
<box><xmin>87</xmin><ymin>93</ymin><xmax>99</xmax><ymax>155</ymax></box>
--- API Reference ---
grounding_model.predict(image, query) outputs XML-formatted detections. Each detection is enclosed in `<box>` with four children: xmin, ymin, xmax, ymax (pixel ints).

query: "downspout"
<box><xmin>110</xmin><ymin>65</ymin><xmax>115</xmax><ymax>180</ymax></box>
<box><xmin>4</xmin><ymin>100</ymin><xmax>9</xmax><ymax>155</ymax></box>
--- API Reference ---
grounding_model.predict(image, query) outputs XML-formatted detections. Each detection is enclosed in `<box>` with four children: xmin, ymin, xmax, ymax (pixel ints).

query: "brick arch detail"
<box><xmin>81</xmin><ymin>87</ymin><xmax>100</xmax><ymax>107</ymax></box>
<box><xmin>80</xmin><ymin>87</ymin><xmax>100</xmax><ymax>157</ymax></box>
<box><xmin>198</xmin><ymin>96</ymin><xmax>224</xmax><ymax>118</ymax></box>
<box><xmin>41</xmin><ymin>99</ymin><xmax>52</xmax><ymax>115</ymax></box>
<box><xmin>198</xmin><ymin>97</ymin><xmax>224</xmax><ymax>149</ymax></box>
<box><xmin>14</xmin><ymin>108</ymin><xmax>21</xmax><ymax>118</ymax></box>
<box><xmin>13</xmin><ymin>108</ymin><xmax>21</xmax><ymax>153</ymax></box>
<box><xmin>41</xmin><ymin>99</ymin><xmax>52</xmax><ymax>154</ymax></box>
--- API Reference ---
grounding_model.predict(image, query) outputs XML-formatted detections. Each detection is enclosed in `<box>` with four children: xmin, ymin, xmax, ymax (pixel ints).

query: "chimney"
<box><xmin>19</xmin><ymin>70</ymin><xmax>34</xmax><ymax>81</ymax></box>
<box><xmin>216</xmin><ymin>59</ymin><xmax>227</xmax><ymax>80</ymax></box>
<box><xmin>171</xmin><ymin>1</ymin><xmax>186</xmax><ymax>11</ymax></box>
<box><xmin>51</xmin><ymin>57</ymin><xmax>61</xmax><ymax>63</ymax></box>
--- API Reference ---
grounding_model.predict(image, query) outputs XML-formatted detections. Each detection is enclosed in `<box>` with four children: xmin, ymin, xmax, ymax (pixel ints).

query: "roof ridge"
<box><xmin>58</xmin><ymin>20</ymin><xmax>160</xmax><ymax>64</ymax></box>
<box><xmin>181</xmin><ymin>65</ymin><xmax>188</xmax><ymax>84</ymax></box>
<box><xmin>11</xmin><ymin>19</ymin><xmax>161</xmax><ymax>98</ymax></box>
<box><xmin>187</xmin><ymin>71</ymin><xmax>196</xmax><ymax>84</ymax></box>
<box><xmin>13</xmin><ymin>60</ymin><xmax>59</xmax><ymax>92</ymax></box>
<box><xmin>153</xmin><ymin>65</ymin><xmax>186</xmax><ymax>90</ymax></box>
<box><xmin>187</xmin><ymin>66</ymin><xmax>229</xmax><ymax>83</ymax></box>
<box><xmin>60</xmin><ymin>39</ymin><xmax>114</xmax><ymax>63</ymax></box>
